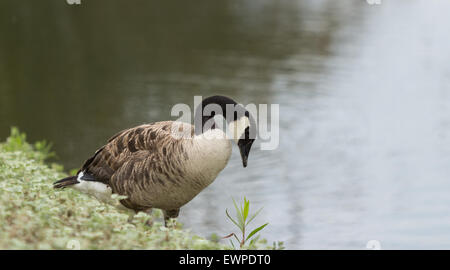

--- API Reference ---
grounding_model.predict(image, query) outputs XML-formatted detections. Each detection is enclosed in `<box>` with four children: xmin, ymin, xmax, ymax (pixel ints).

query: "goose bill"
<box><xmin>238</xmin><ymin>140</ymin><xmax>253</xmax><ymax>168</ymax></box>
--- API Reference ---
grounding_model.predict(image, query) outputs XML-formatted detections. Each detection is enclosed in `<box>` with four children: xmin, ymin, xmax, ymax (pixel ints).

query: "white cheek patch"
<box><xmin>228</xmin><ymin>116</ymin><xmax>250</xmax><ymax>142</ymax></box>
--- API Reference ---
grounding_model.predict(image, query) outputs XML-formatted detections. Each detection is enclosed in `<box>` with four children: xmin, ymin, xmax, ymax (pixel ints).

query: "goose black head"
<box><xmin>195</xmin><ymin>95</ymin><xmax>256</xmax><ymax>168</ymax></box>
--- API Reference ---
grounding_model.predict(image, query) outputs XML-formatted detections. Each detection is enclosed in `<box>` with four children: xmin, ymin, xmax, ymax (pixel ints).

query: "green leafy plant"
<box><xmin>4</xmin><ymin>127</ymin><xmax>29</xmax><ymax>151</ymax></box>
<box><xmin>224</xmin><ymin>197</ymin><xmax>268</xmax><ymax>249</ymax></box>
<box><xmin>34</xmin><ymin>139</ymin><xmax>56</xmax><ymax>160</ymax></box>
<box><xmin>4</xmin><ymin>127</ymin><xmax>55</xmax><ymax>162</ymax></box>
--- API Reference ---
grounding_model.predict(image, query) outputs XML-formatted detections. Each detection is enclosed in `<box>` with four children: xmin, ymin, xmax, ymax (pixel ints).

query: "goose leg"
<box><xmin>127</xmin><ymin>209</ymin><xmax>138</xmax><ymax>223</ymax></box>
<box><xmin>144</xmin><ymin>208</ymin><xmax>154</xmax><ymax>227</ymax></box>
<box><xmin>163</xmin><ymin>209</ymin><xmax>180</xmax><ymax>227</ymax></box>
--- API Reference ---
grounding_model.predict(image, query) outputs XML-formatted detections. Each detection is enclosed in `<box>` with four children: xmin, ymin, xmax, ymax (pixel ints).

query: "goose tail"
<box><xmin>53</xmin><ymin>175</ymin><xmax>79</xmax><ymax>189</ymax></box>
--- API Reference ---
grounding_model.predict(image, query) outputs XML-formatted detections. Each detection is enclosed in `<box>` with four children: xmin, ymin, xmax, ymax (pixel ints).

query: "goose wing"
<box><xmin>79</xmin><ymin>121</ymin><xmax>193</xmax><ymax>209</ymax></box>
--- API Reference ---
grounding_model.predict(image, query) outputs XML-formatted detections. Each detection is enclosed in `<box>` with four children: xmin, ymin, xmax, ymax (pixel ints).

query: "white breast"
<box><xmin>187</xmin><ymin>128</ymin><xmax>232</xmax><ymax>186</ymax></box>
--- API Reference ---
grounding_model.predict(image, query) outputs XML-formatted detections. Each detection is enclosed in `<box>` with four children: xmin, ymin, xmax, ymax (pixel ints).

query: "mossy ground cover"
<box><xmin>0</xmin><ymin>128</ymin><xmax>230</xmax><ymax>249</ymax></box>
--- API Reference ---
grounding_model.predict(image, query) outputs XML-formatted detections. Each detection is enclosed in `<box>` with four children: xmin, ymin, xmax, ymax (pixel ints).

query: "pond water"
<box><xmin>1</xmin><ymin>0</ymin><xmax>450</xmax><ymax>249</ymax></box>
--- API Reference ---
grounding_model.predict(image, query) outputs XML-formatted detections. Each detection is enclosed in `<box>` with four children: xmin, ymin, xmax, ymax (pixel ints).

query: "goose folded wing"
<box><xmin>78</xmin><ymin>122</ymin><xmax>190</xmax><ymax>187</ymax></box>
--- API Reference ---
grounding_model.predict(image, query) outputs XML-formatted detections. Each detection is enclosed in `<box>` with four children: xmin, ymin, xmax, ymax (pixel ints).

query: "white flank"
<box><xmin>72</xmin><ymin>171</ymin><xmax>113</xmax><ymax>203</ymax></box>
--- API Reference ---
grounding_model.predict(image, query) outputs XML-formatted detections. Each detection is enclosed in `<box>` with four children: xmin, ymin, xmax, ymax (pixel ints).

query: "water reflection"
<box><xmin>1</xmin><ymin>0</ymin><xmax>450</xmax><ymax>249</ymax></box>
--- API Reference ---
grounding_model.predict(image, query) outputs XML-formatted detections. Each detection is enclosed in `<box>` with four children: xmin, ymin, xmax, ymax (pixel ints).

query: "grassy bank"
<box><xmin>0</xmin><ymin>128</ymin><xmax>244</xmax><ymax>249</ymax></box>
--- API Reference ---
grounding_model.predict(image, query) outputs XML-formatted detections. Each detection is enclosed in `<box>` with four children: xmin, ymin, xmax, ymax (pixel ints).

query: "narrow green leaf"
<box><xmin>239</xmin><ymin>199</ymin><xmax>245</xmax><ymax>220</ymax></box>
<box><xmin>246</xmin><ymin>223</ymin><xmax>268</xmax><ymax>241</ymax></box>
<box><xmin>246</xmin><ymin>207</ymin><xmax>263</xmax><ymax>226</ymax></box>
<box><xmin>225</xmin><ymin>209</ymin><xmax>240</xmax><ymax>228</ymax></box>
<box><xmin>243</xmin><ymin>198</ymin><xmax>250</xmax><ymax>222</ymax></box>
<box><xmin>232</xmin><ymin>197</ymin><xmax>244</xmax><ymax>230</ymax></box>
<box><xmin>233</xmin><ymin>234</ymin><xmax>241</xmax><ymax>243</ymax></box>
<box><xmin>229</xmin><ymin>239</ymin><xmax>236</xmax><ymax>249</ymax></box>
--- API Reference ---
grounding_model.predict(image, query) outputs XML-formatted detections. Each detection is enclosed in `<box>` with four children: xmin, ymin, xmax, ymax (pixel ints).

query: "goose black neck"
<box><xmin>194</xmin><ymin>95</ymin><xmax>244</xmax><ymax>135</ymax></box>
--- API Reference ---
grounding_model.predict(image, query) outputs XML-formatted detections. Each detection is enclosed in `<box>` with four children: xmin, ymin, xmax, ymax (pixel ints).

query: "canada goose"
<box><xmin>53</xmin><ymin>95</ymin><xmax>256</xmax><ymax>225</ymax></box>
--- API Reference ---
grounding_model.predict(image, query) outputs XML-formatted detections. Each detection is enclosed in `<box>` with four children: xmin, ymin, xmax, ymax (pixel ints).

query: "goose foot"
<box><xmin>163</xmin><ymin>209</ymin><xmax>180</xmax><ymax>228</ymax></box>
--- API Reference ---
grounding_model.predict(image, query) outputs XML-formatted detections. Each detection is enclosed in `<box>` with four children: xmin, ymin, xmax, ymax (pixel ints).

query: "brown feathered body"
<box><xmin>55</xmin><ymin>121</ymin><xmax>232</xmax><ymax>216</ymax></box>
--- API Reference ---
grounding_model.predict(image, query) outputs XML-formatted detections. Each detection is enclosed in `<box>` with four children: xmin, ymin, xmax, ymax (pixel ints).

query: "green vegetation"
<box><xmin>0</xmin><ymin>128</ymin><xmax>275</xmax><ymax>250</ymax></box>
<box><xmin>225</xmin><ymin>197</ymin><xmax>272</xmax><ymax>249</ymax></box>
